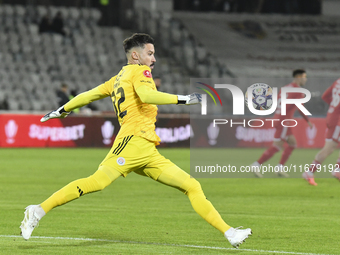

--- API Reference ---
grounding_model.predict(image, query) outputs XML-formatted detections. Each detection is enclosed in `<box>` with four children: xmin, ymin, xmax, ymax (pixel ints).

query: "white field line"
<box><xmin>0</xmin><ymin>235</ymin><xmax>333</xmax><ymax>255</ymax></box>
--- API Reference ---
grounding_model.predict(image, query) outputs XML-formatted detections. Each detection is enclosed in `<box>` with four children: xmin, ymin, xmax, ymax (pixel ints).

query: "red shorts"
<box><xmin>326</xmin><ymin>125</ymin><xmax>340</xmax><ymax>142</ymax></box>
<box><xmin>325</xmin><ymin>118</ymin><xmax>340</xmax><ymax>143</ymax></box>
<box><xmin>273</xmin><ymin>126</ymin><xmax>293</xmax><ymax>141</ymax></box>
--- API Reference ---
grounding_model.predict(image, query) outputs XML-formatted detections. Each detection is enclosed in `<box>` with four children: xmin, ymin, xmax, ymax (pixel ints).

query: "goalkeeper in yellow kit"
<box><xmin>20</xmin><ymin>33</ymin><xmax>251</xmax><ymax>248</ymax></box>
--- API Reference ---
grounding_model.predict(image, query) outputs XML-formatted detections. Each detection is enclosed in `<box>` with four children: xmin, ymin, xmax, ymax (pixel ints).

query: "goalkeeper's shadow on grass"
<box><xmin>17</xmin><ymin>239</ymin><xmax>251</xmax><ymax>253</ymax></box>
<box><xmin>18</xmin><ymin>240</ymin><xmax>113</xmax><ymax>250</ymax></box>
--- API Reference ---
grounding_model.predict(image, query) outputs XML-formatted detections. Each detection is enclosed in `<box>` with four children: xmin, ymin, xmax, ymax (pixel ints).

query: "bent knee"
<box><xmin>181</xmin><ymin>177</ymin><xmax>202</xmax><ymax>196</ymax></box>
<box><xmin>91</xmin><ymin>176</ymin><xmax>107</xmax><ymax>191</ymax></box>
<box><xmin>90</xmin><ymin>169</ymin><xmax>114</xmax><ymax>191</ymax></box>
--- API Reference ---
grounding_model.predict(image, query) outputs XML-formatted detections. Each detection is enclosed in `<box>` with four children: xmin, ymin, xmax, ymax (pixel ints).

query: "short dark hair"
<box><xmin>292</xmin><ymin>69</ymin><xmax>306</xmax><ymax>77</ymax></box>
<box><xmin>123</xmin><ymin>33</ymin><xmax>154</xmax><ymax>53</ymax></box>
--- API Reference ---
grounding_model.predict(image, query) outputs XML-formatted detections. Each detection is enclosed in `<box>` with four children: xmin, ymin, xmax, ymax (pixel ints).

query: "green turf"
<box><xmin>0</xmin><ymin>148</ymin><xmax>339</xmax><ymax>254</ymax></box>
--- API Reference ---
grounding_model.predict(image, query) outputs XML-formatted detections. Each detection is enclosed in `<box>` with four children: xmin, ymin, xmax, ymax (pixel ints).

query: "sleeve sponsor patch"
<box><xmin>143</xmin><ymin>70</ymin><xmax>152</xmax><ymax>78</ymax></box>
<box><xmin>140</xmin><ymin>80</ymin><xmax>152</xmax><ymax>84</ymax></box>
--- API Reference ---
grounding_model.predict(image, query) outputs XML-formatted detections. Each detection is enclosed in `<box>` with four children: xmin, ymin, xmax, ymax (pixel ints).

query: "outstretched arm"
<box><xmin>136</xmin><ymin>85</ymin><xmax>201</xmax><ymax>105</ymax></box>
<box><xmin>136</xmin><ymin>85</ymin><xmax>177</xmax><ymax>104</ymax></box>
<box><xmin>133</xmin><ymin>66</ymin><xmax>201</xmax><ymax>105</ymax></box>
<box><xmin>64</xmin><ymin>87</ymin><xmax>108</xmax><ymax>111</ymax></box>
<box><xmin>41</xmin><ymin>87</ymin><xmax>108</xmax><ymax>122</ymax></box>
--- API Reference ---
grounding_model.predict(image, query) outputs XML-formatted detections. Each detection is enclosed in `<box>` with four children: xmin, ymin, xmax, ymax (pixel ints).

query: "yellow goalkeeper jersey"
<box><xmin>98</xmin><ymin>64</ymin><xmax>160</xmax><ymax>144</ymax></box>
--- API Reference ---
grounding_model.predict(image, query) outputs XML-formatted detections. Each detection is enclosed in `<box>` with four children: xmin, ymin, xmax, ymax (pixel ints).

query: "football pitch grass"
<box><xmin>1</xmin><ymin>147</ymin><xmax>339</xmax><ymax>255</ymax></box>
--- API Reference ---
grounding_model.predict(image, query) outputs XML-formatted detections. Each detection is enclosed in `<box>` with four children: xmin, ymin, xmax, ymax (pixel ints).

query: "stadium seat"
<box><xmin>8</xmin><ymin>99</ymin><xmax>20</xmax><ymax>111</ymax></box>
<box><xmin>0</xmin><ymin>5</ymin><xmax>195</xmax><ymax>114</ymax></box>
<box><xmin>4</xmin><ymin>4</ymin><xmax>14</xmax><ymax>16</ymax></box>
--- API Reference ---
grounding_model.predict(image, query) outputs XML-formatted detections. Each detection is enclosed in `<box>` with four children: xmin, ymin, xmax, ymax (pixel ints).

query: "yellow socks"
<box><xmin>41</xmin><ymin>165</ymin><xmax>121</xmax><ymax>213</ymax></box>
<box><xmin>157</xmin><ymin>165</ymin><xmax>230</xmax><ymax>233</ymax></box>
<box><xmin>183</xmin><ymin>177</ymin><xmax>231</xmax><ymax>233</ymax></box>
<box><xmin>40</xmin><ymin>163</ymin><xmax>230</xmax><ymax>234</ymax></box>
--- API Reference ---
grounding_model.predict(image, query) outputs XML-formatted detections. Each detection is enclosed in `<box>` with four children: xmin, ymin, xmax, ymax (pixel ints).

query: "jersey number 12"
<box><xmin>112</xmin><ymin>87</ymin><xmax>127</xmax><ymax>119</ymax></box>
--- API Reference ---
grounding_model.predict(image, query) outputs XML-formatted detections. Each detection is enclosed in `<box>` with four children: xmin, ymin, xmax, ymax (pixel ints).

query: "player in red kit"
<box><xmin>251</xmin><ymin>69</ymin><xmax>313</xmax><ymax>177</ymax></box>
<box><xmin>303</xmin><ymin>78</ymin><xmax>340</xmax><ymax>185</ymax></box>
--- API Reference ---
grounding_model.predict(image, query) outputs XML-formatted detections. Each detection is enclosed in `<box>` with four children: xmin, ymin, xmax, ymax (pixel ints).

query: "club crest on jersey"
<box><xmin>143</xmin><ymin>70</ymin><xmax>152</xmax><ymax>78</ymax></box>
<box><xmin>117</xmin><ymin>157</ymin><xmax>125</xmax><ymax>166</ymax></box>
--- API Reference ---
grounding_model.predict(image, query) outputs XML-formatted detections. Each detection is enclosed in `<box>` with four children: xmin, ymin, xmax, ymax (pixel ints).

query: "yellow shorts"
<box><xmin>99</xmin><ymin>135</ymin><xmax>174</xmax><ymax>180</ymax></box>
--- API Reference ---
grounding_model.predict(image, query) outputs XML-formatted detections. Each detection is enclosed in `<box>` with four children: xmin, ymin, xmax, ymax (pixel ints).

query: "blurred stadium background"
<box><xmin>0</xmin><ymin>0</ymin><xmax>339</xmax><ymax>148</ymax></box>
<box><xmin>2</xmin><ymin>2</ymin><xmax>340</xmax><ymax>254</ymax></box>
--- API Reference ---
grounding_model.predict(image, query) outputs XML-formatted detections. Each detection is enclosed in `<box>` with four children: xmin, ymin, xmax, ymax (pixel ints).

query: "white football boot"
<box><xmin>20</xmin><ymin>205</ymin><xmax>41</xmax><ymax>240</ymax></box>
<box><xmin>302</xmin><ymin>171</ymin><xmax>317</xmax><ymax>186</ymax></box>
<box><xmin>225</xmin><ymin>227</ymin><xmax>252</xmax><ymax>248</ymax></box>
<box><xmin>275</xmin><ymin>164</ymin><xmax>289</xmax><ymax>178</ymax></box>
<box><xmin>251</xmin><ymin>161</ymin><xmax>263</xmax><ymax>178</ymax></box>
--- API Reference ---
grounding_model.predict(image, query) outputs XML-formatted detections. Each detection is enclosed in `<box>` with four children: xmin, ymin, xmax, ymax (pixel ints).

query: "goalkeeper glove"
<box><xmin>40</xmin><ymin>106</ymin><xmax>70</xmax><ymax>123</ymax></box>
<box><xmin>177</xmin><ymin>93</ymin><xmax>202</xmax><ymax>105</ymax></box>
